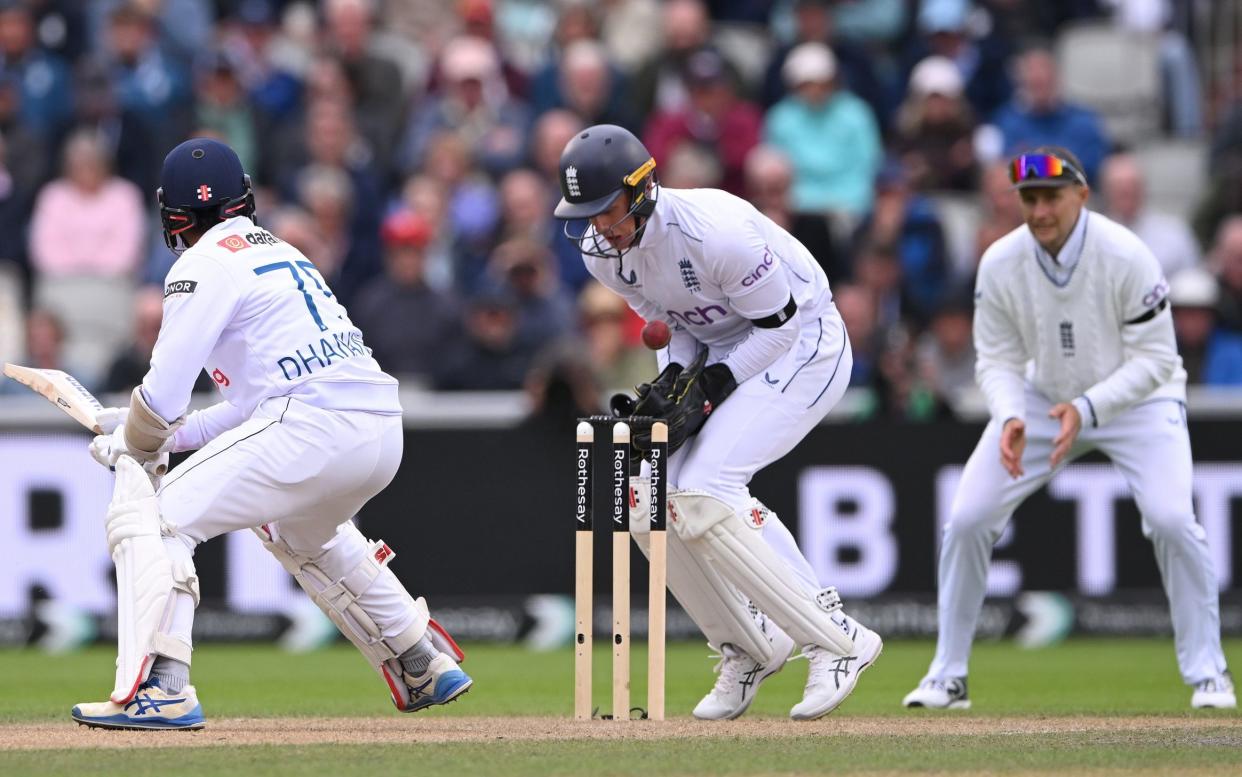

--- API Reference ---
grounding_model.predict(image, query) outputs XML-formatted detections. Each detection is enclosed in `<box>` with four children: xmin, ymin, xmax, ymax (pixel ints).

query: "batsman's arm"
<box><xmin>171</xmin><ymin>399</ymin><xmax>248</xmax><ymax>452</ymax></box>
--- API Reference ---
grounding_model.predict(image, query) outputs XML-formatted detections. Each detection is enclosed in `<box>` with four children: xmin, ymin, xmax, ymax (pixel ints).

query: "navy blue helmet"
<box><xmin>554</xmin><ymin>124</ymin><xmax>657</xmax><ymax>258</ymax></box>
<box><xmin>157</xmin><ymin>138</ymin><xmax>255</xmax><ymax>251</ymax></box>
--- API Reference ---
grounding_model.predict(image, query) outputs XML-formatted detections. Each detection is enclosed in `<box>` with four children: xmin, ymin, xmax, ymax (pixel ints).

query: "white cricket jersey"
<box><xmin>581</xmin><ymin>187</ymin><xmax>834</xmax><ymax>381</ymax></box>
<box><xmin>973</xmin><ymin>208</ymin><xmax>1185</xmax><ymax>428</ymax></box>
<box><xmin>143</xmin><ymin>217</ymin><xmax>400</xmax><ymax>426</ymax></box>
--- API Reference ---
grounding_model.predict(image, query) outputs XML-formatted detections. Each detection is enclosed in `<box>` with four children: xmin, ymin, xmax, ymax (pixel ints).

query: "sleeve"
<box><xmin>1076</xmin><ymin>250</ymin><xmax>1179</xmax><ymax>427</ymax></box>
<box><xmin>170</xmin><ymin>399</ymin><xmax>248</xmax><ymax>452</ymax></box>
<box><xmin>141</xmin><ymin>255</ymin><xmax>241</xmax><ymax>422</ymax></box>
<box><xmin>714</xmin><ymin>220</ymin><xmax>800</xmax><ymax>383</ymax></box>
<box><xmin>973</xmin><ymin>258</ymin><xmax>1028</xmax><ymax>423</ymax></box>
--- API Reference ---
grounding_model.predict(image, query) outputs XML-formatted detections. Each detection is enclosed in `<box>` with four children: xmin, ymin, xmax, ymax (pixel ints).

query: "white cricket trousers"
<box><xmin>153</xmin><ymin>396</ymin><xmax>412</xmax><ymax>652</ymax></box>
<box><xmin>929</xmin><ymin>389</ymin><xmax>1227</xmax><ymax>685</ymax></box>
<box><xmin>671</xmin><ymin>313</ymin><xmax>852</xmax><ymax>592</ymax></box>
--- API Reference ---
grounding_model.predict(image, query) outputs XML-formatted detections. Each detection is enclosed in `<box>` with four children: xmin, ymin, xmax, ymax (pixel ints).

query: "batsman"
<box><xmin>71</xmin><ymin>138</ymin><xmax>471</xmax><ymax>730</ymax></box>
<box><xmin>555</xmin><ymin>125</ymin><xmax>882</xmax><ymax>720</ymax></box>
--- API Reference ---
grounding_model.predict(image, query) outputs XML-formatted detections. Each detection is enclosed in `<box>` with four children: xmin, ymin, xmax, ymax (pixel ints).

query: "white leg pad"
<box><xmin>255</xmin><ymin>523</ymin><xmax>428</xmax><ymax>667</ymax></box>
<box><xmin>629</xmin><ymin>479</ymin><xmax>777</xmax><ymax>662</ymax></box>
<box><xmin>106</xmin><ymin>457</ymin><xmax>199</xmax><ymax>704</ymax></box>
<box><xmin>669</xmin><ymin>490</ymin><xmax>854</xmax><ymax>655</ymax></box>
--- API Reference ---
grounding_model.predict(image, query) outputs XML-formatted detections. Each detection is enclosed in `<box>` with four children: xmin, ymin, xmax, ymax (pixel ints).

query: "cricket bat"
<box><xmin>3</xmin><ymin>363</ymin><xmax>103</xmax><ymax>433</ymax></box>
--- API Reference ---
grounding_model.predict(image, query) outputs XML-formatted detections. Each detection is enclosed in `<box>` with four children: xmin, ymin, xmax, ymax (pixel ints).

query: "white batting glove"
<box><xmin>96</xmin><ymin>407</ymin><xmax>129</xmax><ymax>434</ymax></box>
<box><xmin>89</xmin><ymin>424</ymin><xmax>170</xmax><ymax>484</ymax></box>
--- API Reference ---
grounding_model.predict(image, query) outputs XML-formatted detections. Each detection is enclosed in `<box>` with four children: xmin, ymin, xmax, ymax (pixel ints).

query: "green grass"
<box><xmin>2</xmin><ymin>639</ymin><xmax>1241</xmax><ymax>775</ymax></box>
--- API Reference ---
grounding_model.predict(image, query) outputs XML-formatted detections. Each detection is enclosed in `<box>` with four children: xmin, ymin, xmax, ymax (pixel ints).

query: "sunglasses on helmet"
<box><xmin>1008</xmin><ymin>154</ymin><xmax>1086</xmax><ymax>187</ymax></box>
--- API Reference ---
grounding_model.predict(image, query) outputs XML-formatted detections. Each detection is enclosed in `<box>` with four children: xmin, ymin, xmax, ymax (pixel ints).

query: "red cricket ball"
<box><xmin>641</xmin><ymin>319</ymin><xmax>672</xmax><ymax>350</ymax></box>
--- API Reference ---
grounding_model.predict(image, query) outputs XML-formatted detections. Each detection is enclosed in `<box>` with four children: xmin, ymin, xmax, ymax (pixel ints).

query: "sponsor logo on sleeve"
<box><xmin>217</xmin><ymin>235</ymin><xmax>250</xmax><ymax>252</ymax></box>
<box><xmin>741</xmin><ymin>247</ymin><xmax>777</xmax><ymax>287</ymax></box>
<box><xmin>1142</xmin><ymin>278</ymin><xmax>1170</xmax><ymax>308</ymax></box>
<box><xmin>164</xmin><ymin>280</ymin><xmax>198</xmax><ymax>298</ymax></box>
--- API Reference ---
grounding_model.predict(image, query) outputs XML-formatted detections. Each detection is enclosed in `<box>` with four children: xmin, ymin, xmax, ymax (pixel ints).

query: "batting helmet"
<box><xmin>157</xmin><ymin>138</ymin><xmax>255</xmax><ymax>251</ymax></box>
<box><xmin>554</xmin><ymin>124</ymin><xmax>657</xmax><ymax>258</ymax></box>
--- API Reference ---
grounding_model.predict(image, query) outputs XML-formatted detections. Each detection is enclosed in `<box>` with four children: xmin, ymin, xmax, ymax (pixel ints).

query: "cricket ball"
<box><xmin>641</xmin><ymin>319</ymin><xmax>672</xmax><ymax>350</ymax></box>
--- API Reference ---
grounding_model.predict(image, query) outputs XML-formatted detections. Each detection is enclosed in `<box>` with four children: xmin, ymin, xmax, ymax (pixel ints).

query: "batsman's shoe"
<box><xmin>902</xmin><ymin>676</ymin><xmax>971</xmax><ymax>710</ymax></box>
<box><xmin>71</xmin><ymin>677</ymin><xmax>204</xmax><ymax>731</ymax></box>
<box><xmin>1191</xmin><ymin>671</ymin><xmax>1236</xmax><ymax>709</ymax></box>
<box><xmin>789</xmin><ymin>616</ymin><xmax>883</xmax><ymax>721</ymax></box>
<box><xmin>693</xmin><ymin>628</ymin><xmax>797</xmax><ymax>721</ymax></box>
<box><xmin>398</xmin><ymin>653</ymin><xmax>473</xmax><ymax>713</ymax></box>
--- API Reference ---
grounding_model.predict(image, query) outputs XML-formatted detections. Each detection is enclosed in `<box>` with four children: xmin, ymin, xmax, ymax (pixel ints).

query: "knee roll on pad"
<box><xmin>256</xmin><ymin>523</ymin><xmax>429</xmax><ymax>668</ymax></box>
<box><xmin>107</xmin><ymin>457</ymin><xmax>199</xmax><ymax>704</ymax></box>
<box><xmin>669</xmin><ymin>490</ymin><xmax>854</xmax><ymax>655</ymax></box>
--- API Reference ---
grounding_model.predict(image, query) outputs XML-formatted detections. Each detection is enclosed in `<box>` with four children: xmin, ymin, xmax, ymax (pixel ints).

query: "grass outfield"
<box><xmin>1</xmin><ymin>638</ymin><xmax>1240</xmax><ymax>775</ymax></box>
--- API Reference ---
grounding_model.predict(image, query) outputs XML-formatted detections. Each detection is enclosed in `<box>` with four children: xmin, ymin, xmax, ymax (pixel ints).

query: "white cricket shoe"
<box><xmin>789</xmin><ymin>615</ymin><xmax>883</xmax><ymax>720</ymax></box>
<box><xmin>71</xmin><ymin>677</ymin><xmax>205</xmax><ymax>730</ymax></box>
<box><xmin>693</xmin><ymin>628</ymin><xmax>797</xmax><ymax>720</ymax></box>
<box><xmin>902</xmin><ymin>676</ymin><xmax>972</xmax><ymax>709</ymax></box>
<box><xmin>1191</xmin><ymin>671</ymin><xmax>1236</xmax><ymax>709</ymax></box>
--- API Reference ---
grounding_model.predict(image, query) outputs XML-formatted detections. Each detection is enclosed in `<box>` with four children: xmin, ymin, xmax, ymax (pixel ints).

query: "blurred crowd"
<box><xmin>0</xmin><ymin>0</ymin><xmax>1240</xmax><ymax>423</ymax></box>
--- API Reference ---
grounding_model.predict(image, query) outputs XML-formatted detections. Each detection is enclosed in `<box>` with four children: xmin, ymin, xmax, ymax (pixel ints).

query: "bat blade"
<box><xmin>3</xmin><ymin>363</ymin><xmax>103</xmax><ymax>433</ymax></box>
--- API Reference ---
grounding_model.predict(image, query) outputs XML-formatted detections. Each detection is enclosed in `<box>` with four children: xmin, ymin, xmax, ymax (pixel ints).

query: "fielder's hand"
<box><xmin>1048</xmin><ymin>402</ymin><xmax>1081</xmax><ymax>470</ymax></box>
<box><xmin>89</xmin><ymin>424</ymin><xmax>170</xmax><ymax>484</ymax></box>
<box><xmin>999</xmin><ymin>417</ymin><xmax>1026</xmax><ymax>479</ymax></box>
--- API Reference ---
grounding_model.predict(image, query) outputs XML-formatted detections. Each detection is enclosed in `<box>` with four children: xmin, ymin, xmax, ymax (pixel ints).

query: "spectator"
<box><xmin>576</xmin><ymin>280</ymin><xmax>651</xmax><ymax>392</ymax></box>
<box><xmin>743</xmin><ymin>145</ymin><xmax>842</xmax><ymax>281</ymax></box>
<box><xmin>0</xmin><ymin>308</ymin><xmax>92</xmax><ymax>393</ymax></box>
<box><xmin>28</xmin><ymin>128</ymin><xmax>144</xmax><ymax>278</ymax></box>
<box><xmin>974</xmin><ymin>161</ymin><xmax>1023</xmax><ymax>261</ymax></box>
<box><xmin>990</xmin><ymin>47</ymin><xmax>1110</xmax><ymax>183</ymax></box>
<box><xmin>434</xmin><ymin>285</ymin><xmax>534</xmax><ymax>391</ymax></box>
<box><xmin>71</xmin><ymin>60</ymin><xmax>156</xmax><ymax>196</ymax></box>
<box><xmin>529</xmin><ymin>2</ymin><xmax>603</xmax><ymax>113</ymax></box>
<box><xmin>903</xmin><ymin>0</ymin><xmax>1013</xmax><ymax>120</ymax></box>
<box><xmin>323</xmin><ymin>0</ymin><xmax>407</xmax><ymax>163</ymax></box>
<box><xmin>193</xmin><ymin>49</ymin><xmax>258</xmax><ymax>175</ymax></box>
<box><xmin>1167</xmin><ymin>266</ymin><xmax>1222</xmax><ymax>385</ymax></box>
<box><xmin>1210</xmin><ymin>216</ymin><xmax>1242</xmax><ymax>333</ymax></box>
<box><xmin>101</xmin><ymin>286</ymin><xmax>215</xmax><ymax>394</ymax></box>
<box><xmin>520</xmin><ymin>337</ymin><xmax>603</xmax><ymax>437</ymax></box>
<box><xmin>528</xmin><ymin>109</ymin><xmax>588</xmax><ymax>290</ymax></box>
<box><xmin>0</xmin><ymin>1</ymin><xmax>72</xmax><ymax>136</ymax></box>
<box><xmin>763</xmin><ymin>42</ymin><xmax>881</xmax><ymax>219</ymax></box>
<box><xmin>400</xmin><ymin>36</ymin><xmax>532</xmax><ymax>179</ymax></box>
<box><xmin>485</xmin><ymin>236</ymin><xmax>575</xmax><ymax>351</ymax></box>
<box><xmin>628</xmin><ymin>0</ymin><xmax>732</xmax><ymax>118</ymax></box>
<box><xmin>101</xmin><ymin>3</ymin><xmax>192</xmax><ymax>151</ymax></box>
<box><xmin>760</xmin><ymin>0</ymin><xmax>888</xmax><ymax>131</ymax></box>
<box><xmin>1099</xmin><ymin>152</ymin><xmax>1201</xmax><ymax>278</ymax></box>
<box><xmin>853</xmin><ymin>161</ymin><xmax>950</xmax><ymax>325</ymax></box>
<box><xmin>351</xmin><ymin>208</ymin><xmax>461</xmax><ymax>385</ymax></box>
<box><xmin>556</xmin><ymin>39</ymin><xmax>638</xmax><ymax>131</ymax></box>
<box><xmin>599</xmin><ymin>0</ymin><xmax>663</xmax><ymax>75</ymax></box>
<box><xmin>399</xmin><ymin>172</ymin><xmax>456</xmax><ymax>293</ymax></box>
<box><xmin>833</xmin><ymin>281</ymin><xmax>879</xmax><ymax>388</ymax></box>
<box><xmin>916</xmin><ymin>291</ymin><xmax>977</xmax><ymax>409</ymax></box>
<box><xmin>895</xmin><ymin>56</ymin><xmax>978</xmax><ymax>192</ymax></box>
<box><xmin>644</xmin><ymin>47</ymin><xmax>762</xmax><ymax>197</ymax></box>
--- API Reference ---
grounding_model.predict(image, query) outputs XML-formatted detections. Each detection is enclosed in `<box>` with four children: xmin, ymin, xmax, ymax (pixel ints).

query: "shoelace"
<box><xmin>707</xmin><ymin>645</ymin><xmax>748</xmax><ymax>697</ymax></box>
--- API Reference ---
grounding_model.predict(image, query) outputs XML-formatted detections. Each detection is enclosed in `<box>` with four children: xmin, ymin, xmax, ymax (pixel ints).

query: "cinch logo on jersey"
<box><xmin>741</xmin><ymin>247</ymin><xmax>776</xmax><ymax>287</ymax></box>
<box><xmin>276</xmin><ymin>331</ymin><xmax>371</xmax><ymax>380</ymax></box>
<box><xmin>668</xmin><ymin>304</ymin><xmax>728</xmax><ymax>327</ymax></box>
<box><xmin>164</xmin><ymin>280</ymin><xmax>197</xmax><ymax>298</ymax></box>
